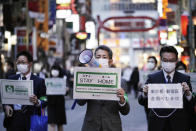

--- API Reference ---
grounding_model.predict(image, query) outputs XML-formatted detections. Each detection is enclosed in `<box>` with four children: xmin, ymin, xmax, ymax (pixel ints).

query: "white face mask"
<box><xmin>177</xmin><ymin>70</ymin><xmax>186</xmax><ymax>74</ymax></box>
<box><xmin>34</xmin><ymin>63</ymin><xmax>42</xmax><ymax>73</ymax></box>
<box><xmin>146</xmin><ymin>62</ymin><xmax>155</xmax><ymax>70</ymax></box>
<box><xmin>96</xmin><ymin>58</ymin><xmax>109</xmax><ymax>67</ymax></box>
<box><xmin>51</xmin><ymin>70</ymin><xmax>59</xmax><ymax>77</ymax></box>
<box><xmin>161</xmin><ymin>61</ymin><xmax>176</xmax><ymax>73</ymax></box>
<box><xmin>17</xmin><ymin>64</ymin><xmax>29</xmax><ymax>74</ymax></box>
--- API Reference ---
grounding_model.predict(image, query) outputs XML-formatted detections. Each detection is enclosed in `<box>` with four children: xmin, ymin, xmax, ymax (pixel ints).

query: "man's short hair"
<box><xmin>148</xmin><ymin>56</ymin><xmax>158</xmax><ymax>66</ymax></box>
<box><xmin>16</xmin><ymin>51</ymin><xmax>33</xmax><ymax>62</ymax></box>
<box><xmin>94</xmin><ymin>45</ymin><xmax>113</xmax><ymax>59</ymax></box>
<box><xmin>160</xmin><ymin>46</ymin><xmax>178</xmax><ymax>60</ymax></box>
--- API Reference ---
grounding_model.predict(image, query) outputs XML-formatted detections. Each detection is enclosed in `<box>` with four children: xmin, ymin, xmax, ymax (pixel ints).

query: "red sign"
<box><xmin>97</xmin><ymin>15</ymin><xmax>159</xmax><ymax>43</ymax></box>
<box><xmin>114</xmin><ymin>21</ymin><xmax>145</xmax><ymax>30</ymax></box>
<box><xmin>56</xmin><ymin>0</ymin><xmax>78</xmax><ymax>14</ymax></box>
<box><xmin>97</xmin><ymin>15</ymin><xmax>158</xmax><ymax>33</ymax></box>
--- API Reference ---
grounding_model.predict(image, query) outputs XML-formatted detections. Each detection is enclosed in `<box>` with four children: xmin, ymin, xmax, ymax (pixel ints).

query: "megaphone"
<box><xmin>79</xmin><ymin>49</ymin><xmax>101</xmax><ymax>67</ymax></box>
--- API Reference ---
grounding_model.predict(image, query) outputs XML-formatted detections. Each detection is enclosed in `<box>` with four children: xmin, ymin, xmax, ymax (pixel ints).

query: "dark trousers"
<box><xmin>5</xmin><ymin>111</ymin><xmax>30</xmax><ymax>131</ymax></box>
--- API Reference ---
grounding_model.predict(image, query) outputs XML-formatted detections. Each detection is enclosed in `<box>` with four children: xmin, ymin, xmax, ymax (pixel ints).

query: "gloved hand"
<box><xmin>5</xmin><ymin>105</ymin><xmax>13</xmax><ymax>117</ymax></box>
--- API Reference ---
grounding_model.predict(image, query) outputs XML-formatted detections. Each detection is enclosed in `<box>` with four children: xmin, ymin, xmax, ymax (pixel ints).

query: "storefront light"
<box><xmin>76</xmin><ymin>32</ymin><xmax>88</xmax><ymax>40</ymax></box>
<box><xmin>168</xmin><ymin>27</ymin><xmax>173</xmax><ymax>32</ymax></box>
<box><xmin>11</xmin><ymin>35</ymin><xmax>17</xmax><ymax>45</ymax></box>
<box><xmin>5</xmin><ymin>31</ymin><xmax>11</xmax><ymax>39</ymax></box>
<box><xmin>172</xmin><ymin>25</ymin><xmax>179</xmax><ymax>30</ymax></box>
<box><xmin>66</xmin><ymin>14</ymin><xmax>79</xmax><ymax>32</ymax></box>
<box><xmin>175</xmin><ymin>46</ymin><xmax>184</xmax><ymax>58</ymax></box>
<box><xmin>56</xmin><ymin>10</ymin><xmax>71</xmax><ymax>19</ymax></box>
<box><xmin>195</xmin><ymin>49</ymin><xmax>196</xmax><ymax>56</ymax></box>
<box><xmin>56</xmin><ymin>0</ymin><xmax>71</xmax><ymax>4</ymax></box>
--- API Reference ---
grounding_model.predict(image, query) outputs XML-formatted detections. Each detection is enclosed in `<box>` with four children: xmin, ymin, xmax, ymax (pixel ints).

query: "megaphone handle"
<box><xmin>71</xmin><ymin>100</ymin><xmax>77</xmax><ymax>110</ymax></box>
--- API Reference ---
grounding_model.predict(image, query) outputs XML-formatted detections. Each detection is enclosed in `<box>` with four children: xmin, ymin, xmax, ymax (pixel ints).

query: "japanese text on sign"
<box><xmin>148</xmin><ymin>84</ymin><xmax>183</xmax><ymax>109</ymax></box>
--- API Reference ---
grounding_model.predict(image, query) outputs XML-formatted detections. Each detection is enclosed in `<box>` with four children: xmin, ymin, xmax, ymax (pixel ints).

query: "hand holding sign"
<box><xmin>143</xmin><ymin>85</ymin><xmax>149</xmax><ymax>96</ymax></box>
<box><xmin>182</xmin><ymin>82</ymin><xmax>191</xmax><ymax>96</ymax></box>
<box><xmin>5</xmin><ymin>105</ymin><xmax>13</xmax><ymax>117</ymax></box>
<box><xmin>117</xmin><ymin>88</ymin><xmax>125</xmax><ymax>104</ymax></box>
<box><xmin>30</xmin><ymin>95</ymin><xmax>39</xmax><ymax>105</ymax></box>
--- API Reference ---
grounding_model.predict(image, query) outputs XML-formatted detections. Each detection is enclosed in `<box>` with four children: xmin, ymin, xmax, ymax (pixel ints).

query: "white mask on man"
<box><xmin>161</xmin><ymin>61</ymin><xmax>176</xmax><ymax>73</ymax></box>
<box><xmin>51</xmin><ymin>69</ymin><xmax>59</xmax><ymax>77</ymax></box>
<box><xmin>96</xmin><ymin>58</ymin><xmax>109</xmax><ymax>67</ymax></box>
<box><xmin>17</xmin><ymin>64</ymin><xmax>29</xmax><ymax>74</ymax></box>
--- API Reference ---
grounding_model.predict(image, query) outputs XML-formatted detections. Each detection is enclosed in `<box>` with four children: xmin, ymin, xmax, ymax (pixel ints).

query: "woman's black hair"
<box><xmin>148</xmin><ymin>56</ymin><xmax>158</xmax><ymax>66</ymax></box>
<box><xmin>50</xmin><ymin>64</ymin><xmax>64</xmax><ymax>78</ymax></box>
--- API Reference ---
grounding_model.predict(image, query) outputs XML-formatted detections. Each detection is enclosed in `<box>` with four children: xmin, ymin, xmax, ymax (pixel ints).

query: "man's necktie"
<box><xmin>22</xmin><ymin>76</ymin><xmax>26</xmax><ymax>80</ymax></box>
<box><xmin>167</xmin><ymin>75</ymin><xmax>171</xmax><ymax>83</ymax></box>
<box><xmin>21</xmin><ymin>76</ymin><xmax>27</xmax><ymax>113</ymax></box>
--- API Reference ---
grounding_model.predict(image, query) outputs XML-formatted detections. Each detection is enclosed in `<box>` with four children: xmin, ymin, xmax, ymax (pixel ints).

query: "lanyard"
<box><xmin>151</xmin><ymin>108</ymin><xmax>177</xmax><ymax>118</ymax></box>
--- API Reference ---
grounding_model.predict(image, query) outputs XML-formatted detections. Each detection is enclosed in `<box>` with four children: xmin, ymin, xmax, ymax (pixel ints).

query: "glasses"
<box><xmin>162</xmin><ymin>58</ymin><xmax>177</xmax><ymax>63</ymax></box>
<box><xmin>16</xmin><ymin>61</ymin><xmax>29</xmax><ymax>65</ymax></box>
<box><xmin>147</xmin><ymin>60</ymin><xmax>155</xmax><ymax>63</ymax></box>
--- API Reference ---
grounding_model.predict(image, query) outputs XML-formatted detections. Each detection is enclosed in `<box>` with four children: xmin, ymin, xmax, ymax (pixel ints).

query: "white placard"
<box><xmin>74</xmin><ymin>67</ymin><xmax>121</xmax><ymax>101</ymax></box>
<box><xmin>1</xmin><ymin>79</ymin><xmax>33</xmax><ymax>105</ymax></box>
<box><xmin>190</xmin><ymin>73</ymin><xmax>196</xmax><ymax>92</ymax></box>
<box><xmin>45</xmin><ymin>78</ymin><xmax>66</xmax><ymax>95</ymax></box>
<box><xmin>148</xmin><ymin>84</ymin><xmax>183</xmax><ymax>108</ymax></box>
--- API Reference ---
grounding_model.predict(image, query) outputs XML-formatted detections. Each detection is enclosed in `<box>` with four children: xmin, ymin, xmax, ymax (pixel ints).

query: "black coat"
<box><xmin>3</xmin><ymin>73</ymin><xmax>46</xmax><ymax>131</ymax></box>
<box><xmin>138</xmin><ymin>70</ymin><xmax>194</xmax><ymax>131</ymax></box>
<box><xmin>77</xmin><ymin>79</ymin><xmax>130</xmax><ymax>131</ymax></box>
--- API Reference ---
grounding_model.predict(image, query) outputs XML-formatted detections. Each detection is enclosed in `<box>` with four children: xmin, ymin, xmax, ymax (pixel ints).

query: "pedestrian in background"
<box><xmin>122</xmin><ymin>65</ymin><xmax>132</xmax><ymax>94</ymax></box>
<box><xmin>140</xmin><ymin>56</ymin><xmax>158</xmax><ymax>123</ymax></box>
<box><xmin>47</xmin><ymin>64</ymin><xmax>67</xmax><ymax>131</ymax></box>
<box><xmin>4</xmin><ymin>60</ymin><xmax>16</xmax><ymax>79</ymax></box>
<box><xmin>138</xmin><ymin>46</ymin><xmax>194</xmax><ymax>131</ymax></box>
<box><xmin>33</xmin><ymin>61</ymin><xmax>48</xmax><ymax>79</ymax></box>
<box><xmin>175</xmin><ymin>61</ymin><xmax>187</xmax><ymax>74</ymax></box>
<box><xmin>130</xmin><ymin>67</ymin><xmax>140</xmax><ymax>98</ymax></box>
<box><xmin>77</xmin><ymin>45</ymin><xmax>130</xmax><ymax>131</ymax></box>
<box><xmin>3</xmin><ymin>51</ymin><xmax>46</xmax><ymax>131</ymax></box>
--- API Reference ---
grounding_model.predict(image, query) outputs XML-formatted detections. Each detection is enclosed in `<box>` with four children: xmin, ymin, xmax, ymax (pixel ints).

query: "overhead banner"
<box><xmin>148</xmin><ymin>84</ymin><xmax>183</xmax><ymax>109</ymax></box>
<box><xmin>73</xmin><ymin>67</ymin><xmax>121</xmax><ymax>101</ymax></box>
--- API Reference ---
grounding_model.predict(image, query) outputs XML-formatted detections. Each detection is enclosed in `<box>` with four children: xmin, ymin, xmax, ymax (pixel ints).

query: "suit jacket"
<box><xmin>77</xmin><ymin>79</ymin><xmax>130</xmax><ymax>131</ymax></box>
<box><xmin>3</xmin><ymin>73</ymin><xmax>46</xmax><ymax>128</ymax></box>
<box><xmin>138</xmin><ymin>70</ymin><xmax>194</xmax><ymax>131</ymax></box>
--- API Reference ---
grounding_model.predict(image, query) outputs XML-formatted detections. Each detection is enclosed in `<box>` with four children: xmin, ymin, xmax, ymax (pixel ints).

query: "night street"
<box><xmin>63</xmin><ymin>93</ymin><xmax>147</xmax><ymax>131</ymax></box>
<box><xmin>0</xmin><ymin>93</ymin><xmax>147</xmax><ymax>131</ymax></box>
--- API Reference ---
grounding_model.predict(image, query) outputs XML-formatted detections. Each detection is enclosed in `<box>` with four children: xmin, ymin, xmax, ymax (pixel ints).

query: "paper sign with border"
<box><xmin>45</xmin><ymin>78</ymin><xmax>66</xmax><ymax>95</ymax></box>
<box><xmin>148</xmin><ymin>84</ymin><xmax>183</xmax><ymax>108</ymax></box>
<box><xmin>1</xmin><ymin>79</ymin><xmax>33</xmax><ymax>105</ymax></box>
<box><xmin>73</xmin><ymin>67</ymin><xmax>121</xmax><ymax>101</ymax></box>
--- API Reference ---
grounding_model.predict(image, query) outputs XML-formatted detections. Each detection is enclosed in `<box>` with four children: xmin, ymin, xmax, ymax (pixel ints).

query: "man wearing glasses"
<box><xmin>138</xmin><ymin>46</ymin><xmax>194</xmax><ymax>131</ymax></box>
<box><xmin>3</xmin><ymin>51</ymin><xmax>46</xmax><ymax>131</ymax></box>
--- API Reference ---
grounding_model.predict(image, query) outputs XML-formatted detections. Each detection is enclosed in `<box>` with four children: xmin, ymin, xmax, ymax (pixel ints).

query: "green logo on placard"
<box><xmin>5</xmin><ymin>85</ymin><xmax>14</xmax><ymax>93</ymax></box>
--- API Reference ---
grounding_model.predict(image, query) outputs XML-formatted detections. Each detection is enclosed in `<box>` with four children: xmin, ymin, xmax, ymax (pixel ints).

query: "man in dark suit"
<box><xmin>138</xmin><ymin>46</ymin><xmax>194</xmax><ymax>131</ymax></box>
<box><xmin>3</xmin><ymin>51</ymin><xmax>46</xmax><ymax>131</ymax></box>
<box><xmin>77</xmin><ymin>45</ymin><xmax>130</xmax><ymax>131</ymax></box>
